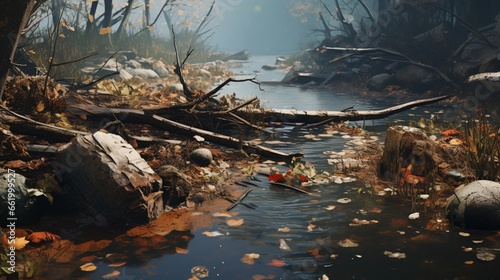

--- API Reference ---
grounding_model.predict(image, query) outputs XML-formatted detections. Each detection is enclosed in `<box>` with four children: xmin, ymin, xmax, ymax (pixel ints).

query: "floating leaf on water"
<box><xmin>277</xmin><ymin>227</ymin><xmax>290</xmax><ymax>232</ymax></box>
<box><xmin>464</xmin><ymin>260</ymin><xmax>474</xmax><ymax>265</ymax></box>
<box><xmin>458</xmin><ymin>232</ymin><xmax>470</xmax><ymax>237</ymax></box>
<box><xmin>227</xmin><ymin>218</ymin><xmax>244</xmax><ymax>227</ymax></box>
<box><xmin>108</xmin><ymin>262</ymin><xmax>126</xmax><ymax>267</ymax></box>
<box><xmin>80</xmin><ymin>263</ymin><xmax>97</xmax><ymax>272</ymax></box>
<box><xmin>202</xmin><ymin>231</ymin><xmax>224</xmax><ymax>237</ymax></box>
<box><xmin>330</xmin><ymin>254</ymin><xmax>339</xmax><ymax>259</ymax></box>
<box><xmin>307</xmin><ymin>223</ymin><xmax>316</xmax><ymax>232</ymax></box>
<box><xmin>408</xmin><ymin>212</ymin><xmax>420</xmax><ymax>220</ymax></box>
<box><xmin>212</xmin><ymin>212</ymin><xmax>233</xmax><ymax>218</ymax></box>
<box><xmin>369</xmin><ymin>207</ymin><xmax>382</xmax><ymax>213</ymax></box>
<box><xmin>191</xmin><ymin>265</ymin><xmax>209</xmax><ymax>278</ymax></box>
<box><xmin>355</xmin><ymin>254</ymin><xmax>363</xmax><ymax>258</ymax></box>
<box><xmin>241</xmin><ymin>253</ymin><xmax>260</xmax><ymax>265</ymax></box>
<box><xmin>175</xmin><ymin>247</ymin><xmax>189</xmax><ymax>254</ymax></box>
<box><xmin>476</xmin><ymin>252</ymin><xmax>496</xmax><ymax>261</ymax></box>
<box><xmin>337</xmin><ymin>198</ymin><xmax>351</xmax><ymax>204</ymax></box>
<box><xmin>279</xmin><ymin>238</ymin><xmax>292</xmax><ymax>251</ymax></box>
<box><xmin>262</xmin><ymin>160</ymin><xmax>276</xmax><ymax>164</ymax></box>
<box><xmin>384</xmin><ymin>251</ymin><xmax>406</xmax><ymax>259</ymax></box>
<box><xmin>268</xmin><ymin>259</ymin><xmax>286</xmax><ymax>267</ymax></box>
<box><xmin>472</xmin><ymin>240</ymin><xmax>484</xmax><ymax>244</ymax></box>
<box><xmin>102</xmin><ymin>270</ymin><xmax>120</xmax><ymax>279</ymax></box>
<box><xmin>462</xmin><ymin>247</ymin><xmax>473</xmax><ymax>252</ymax></box>
<box><xmin>338</xmin><ymin>239</ymin><xmax>359</xmax><ymax>248</ymax></box>
<box><xmin>397</xmin><ymin>230</ymin><xmax>406</xmax><ymax>235</ymax></box>
<box><xmin>324</xmin><ymin>205</ymin><xmax>336</xmax><ymax>211</ymax></box>
<box><xmin>304</xmin><ymin>134</ymin><xmax>316</xmax><ymax>139</ymax></box>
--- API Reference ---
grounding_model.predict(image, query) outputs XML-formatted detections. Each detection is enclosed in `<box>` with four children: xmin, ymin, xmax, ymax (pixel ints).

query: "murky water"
<box><xmin>76</xmin><ymin>56</ymin><xmax>499</xmax><ymax>280</ymax></box>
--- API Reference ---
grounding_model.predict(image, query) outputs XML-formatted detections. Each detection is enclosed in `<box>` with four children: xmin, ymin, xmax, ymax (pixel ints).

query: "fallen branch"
<box><xmin>235</xmin><ymin>95</ymin><xmax>450</xmax><ymax>124</ymax></box>
<box><xmin>269</xmin><ymin>182</ymin><xmax>311</xmax><ymax>195</ymax></box>
<box><xmin>226</xmin><ymin>189</ymin><xmax>253</xmax><ymax>211</ymax></box>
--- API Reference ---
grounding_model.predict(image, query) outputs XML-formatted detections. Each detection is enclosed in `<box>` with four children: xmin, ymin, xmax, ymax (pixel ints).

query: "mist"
<box><xmin>206</xmin><ymin>0</ymin><xmax>311</xmax><ymax>55</ymax></box>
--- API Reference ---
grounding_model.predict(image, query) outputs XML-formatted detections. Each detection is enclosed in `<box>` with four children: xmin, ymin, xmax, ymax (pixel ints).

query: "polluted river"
<box><xmin>62</xmin><ymin>56</ymin><xmax>500</xmax><ymax>280</ymax></box>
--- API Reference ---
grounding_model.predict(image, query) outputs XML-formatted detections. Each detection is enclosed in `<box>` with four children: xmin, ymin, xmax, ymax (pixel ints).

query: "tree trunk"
<box><xmin>0</xmin><ymin>0</ymin><xmax>42</xmax><ymax>100</ymax></box>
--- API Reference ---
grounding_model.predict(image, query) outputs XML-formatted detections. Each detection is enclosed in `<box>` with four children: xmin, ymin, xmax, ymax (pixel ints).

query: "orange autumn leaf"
<box><xmin>268</xmin><ymin>173</ymin><xmax>286</xmax><ymax>183</ymax></box>
<box><xmin>442</xmin><ymin>129</ymin><xmax>460</xmax><ymax>136</ymax></box>
<box><xmin>26</xmin><ymin>231</ymin><xmax>61</xmax><ymax>243</ymax></box>
<box><xmin>268</xmin><ymin>259</ymin><xmax>286</xmax><ymax>267</ymax></box>
<box><xmin>175</xmin><ymin>247</ymin><xmax>189</xmax><ymax>254</ymax></box>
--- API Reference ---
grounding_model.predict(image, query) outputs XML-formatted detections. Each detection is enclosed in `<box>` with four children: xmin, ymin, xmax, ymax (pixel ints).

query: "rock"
<box><xmin>127</xmin><ymin>68</ymin><xmax>160</xmax><ymax>79</ymax></box>
<box><xmin>118</xmin><ymin>69</ymin><xmax>133</xmax><ymax>81</ymax></box>
<box><xmin>154</xmin><ymin>66</ymin><xmax>170</xmax><ymax>78</ymax></box>
<box><xmin>198</xmin><ymin>69</ymin><xmax>212</xmax><ymax>78</ymax></box>
<box><xmin>394</xmin><ymin>64</ymin><xmax>437</xmax><ymax>91</ymax></box>
<box><xmin>262</xmin><ymin>65</ymin><xmax>278</xmax><ymax>70</ymax></box>
<box><xmin>367</xmin><ymin>73</ymin><xmax>394</xmax><ymax>91</ymax></box>
<box><xmin>0</xmin><ymin>169</ymin><xmax>50</xmax><ymax>226</ymax></box>
<box><xmin>53</xmin><ymin>131</ymin><xmax>163</xmax><ymax>226</ymax></box>
<box><xmin>169</xmin><ymin>83</ymin><xmax>184</xmax><ymax>92</ymax></box>
<box><xmin>126</xmin><ymin>59</ymin><xmax>142</xmax><ymax>69</ymax></box>
<box><xmin>189</xmin><ymin>148</ymin><xmax>213</xmax><ymax>167</ymax></box>
<box><xmin>446</xmin><ymin>180</ymin><xmax>500</xmax><ymax>230</ymax></box>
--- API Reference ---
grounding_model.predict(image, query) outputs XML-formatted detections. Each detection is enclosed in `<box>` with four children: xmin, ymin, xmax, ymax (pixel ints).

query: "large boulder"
<box><xmin>446</xmin><ymin>180</ymin><xmax>500</xmax><ymax>230</ymax></box>
<box><xmin>53</xmin><ymin>131</ymin><xmax>163</xmax><ymax>226</ymax></box>
<box><xmin>367</xmin><ymin>73</ymin><xmax>394</xmax><ymax>91</ymax></box>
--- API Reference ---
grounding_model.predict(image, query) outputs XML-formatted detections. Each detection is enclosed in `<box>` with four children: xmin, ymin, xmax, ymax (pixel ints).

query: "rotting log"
<box><xmin>54</xmin><ymin>131</ymin><xmax>164</xmax><ymax>226</ymax></box>
<box><xmin>234</xmin><ymin>95</ymin><xmax>450</xmax><ymax>124</ymax></box>
<box><xmin>69</xmin><ymin>104</ymin><xmax>302</xmax><ymax>161</ymax></box>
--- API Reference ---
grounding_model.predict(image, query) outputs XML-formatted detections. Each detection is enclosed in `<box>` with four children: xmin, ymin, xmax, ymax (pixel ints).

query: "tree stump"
<box><xmin>53</xmin><ymin>131</ymin><xmax>163</xmax><ymax>226</ymax></box>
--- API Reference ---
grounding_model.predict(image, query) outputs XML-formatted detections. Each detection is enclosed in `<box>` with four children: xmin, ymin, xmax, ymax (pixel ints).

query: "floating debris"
<box><xmin>458</xmin><ymin>232</ymin><xmax>470</xmax><ymax>237</ymax></box>
<box><xmin>476</xmin><ymin>252</ymin><xmax>496</xmax><ymax>262</ymax></box>
<box><xmin>80</xmin><ymin>263</ymin><xmax>97</xmax><ymax>272</ymax></box>
<box><xmin>464</xmin><ymin>260</ymin><xmax>474</xmax><ymax>265</ymax></box>
<box><xmin>277</xmin><ymin>227</ymin><xmax>291</xmax><ymax>232</ymax></box>
<box><xmin>384</xmin><ymin>251</ymin><xmax>406</xmax><ymax>259</ymax></box>
<box><xmin>337</xmin><ymin>198</ymin><xmax>352</xmax><ymax>204</ymax></box>
<box><xmin>212</xmin><ymin>212</ymin><xmax>233</xmax><ymax>218</ymax></box>
<box><xmin>227</xmin><ymin>218</ymin><xmax>245</xmax><ymax>227</ymax></box>
<box><xmin>349</xmin><ymin>218</ymin><xmax>378</xmax><ymax>226</ymax></box>
<box><xmin>241</xmin><ymin>253</ymin><xmax>260</xmax><ymax>265</ymax></box>
<box><xmin>191</xmin><ymin>265</ymin><xmax>209</xmax><ymax>278</ymax></box>
<box><xmin>279</xmin><ymin>238</ymin><xmax>292</xmax><ymax>251</ymax></box>
<box><xmin>408</xmin><ymin>212</ymin><xmax>420</xmax><ymax>220</ymax></box>
<box><xmin>324</xmin><ymin>205</ymin><xmax>336</xmax><ymax>211</ymax></box>
<box><xmin>472</xmin><ymin>240</ymin><xmax>484</xmax><ymax>244</ymax></box>
<box><xmin>338</xmin><ymin>239</ymin><xmax>359</xmax><ymax>248</ymax></box>
<box><xmin>202</xmin><ymin>231</ymin><xmax>225</xmax><ymax>237</ymax></box>
<box><xmin>102</xmin><ymin>270</ymin><xmax>120</xmax><ymax>279</ymax></box>
<box><xmin>462</xmin><ymin>247</ymin><xmax>473</xmax><ymax>252</ymax></box>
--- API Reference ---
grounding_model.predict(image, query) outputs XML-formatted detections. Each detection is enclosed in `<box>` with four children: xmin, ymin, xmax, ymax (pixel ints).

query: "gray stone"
<box><xmin>189</xmin><ymin>148</ymin><xmax>213</xmax><ymax>167</ymax></box>
<box><xmin>126</xmin><ymin>60</ymin><xmax>142</xmax><ymax>69</ymax></box>
<box><xmin>118</xmin><ymin>69</ymin><xmax>133</xmax><ymax>81</ymax></box>
<box><xmin>154</xmin><ymin>66</ymin><xmax>170</xmax><ymax>78</ymax></box>
<box><xmin>127</xmin><ymin>68</ymin><xmax>160</xmax><ymax>79</ymax></box>
<box><xmin>367</xmin><ymin>73</ymin><xmax>394</xmax><ymax>91</ymax></box>
<box><xmin>0</xmin><ymin>169</ymin><xmax>50</xmax><ymax>226</ymax></box>
<box><xmin>169</xmin><ymin>83</ymin><xmax>184</xmax><ymax>92</ymax></box>
<box><xmin>446</xmin><ymin>180</ymin><xmax>500</xmax><ymax>230</ymax></box>
<box><xmin>198</xmin><ymin>68</ymin><xmax>212</xmax><ymax>78</ymax></box>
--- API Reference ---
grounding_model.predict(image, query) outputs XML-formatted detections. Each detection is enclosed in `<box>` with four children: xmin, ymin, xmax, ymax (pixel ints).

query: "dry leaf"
<box><xmin>80</xmin><ymin>263</ymin><xmax>97</xmax><ymax>272</ymax></box>
<box><xmin>102</xmin><ymin>270</ymin><xmax>120</xmax><ymax>279</ymax></box>
<box><xmin>175</xmin><ymin>247</ymin><xmax>189</xmax><ymax>254</ymax></box>
<box><xmin>268</xmin><ymin>259</ymin><xmax>286</xmax><ymax>267</ymax></box>
<box><xmin>99</xmin><ymin>27</ymin><xmax>111</xmax><ymax>35</ymax></box>
<box><xmin>13</xmin><ymin>237</ymin><xmax>29</xmax><ymax>250</ymax></box>
<box><xmin>202</xmin><ymin>231</ymin><xmax>224</xmax><ymax>237</ymax></box>
<box><xmin>277</xmin><ymin>227</ymin><xmax>290</xmax><ymax>232</ymax></box>
<box><xmin>108</xmin><ymin>262</ymin><xmax>126</xmax><ymax>267</ymax></box>
<box><xmin>226</xmin><ymin>218</ymin><xmax>244</xmax><ymax>227</ymax></box>
<box><xmin>26</xmin><ymin>231</ymin><xmax>61</xmax><ymax>243</ymax></box>
<box><xmin>241</xmin><ymin>253</ymin><xmax>260</xmax><ymax>265</ymax></box>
